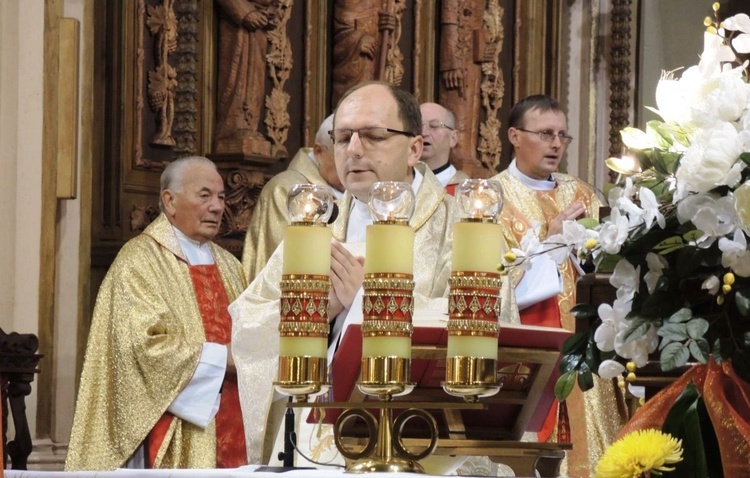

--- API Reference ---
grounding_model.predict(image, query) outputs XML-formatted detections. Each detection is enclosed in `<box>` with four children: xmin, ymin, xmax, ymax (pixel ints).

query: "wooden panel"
<box><xmin>56</xmin><ymin>18</ymin><xmax>80</xmax><ymax>199</ymax></box>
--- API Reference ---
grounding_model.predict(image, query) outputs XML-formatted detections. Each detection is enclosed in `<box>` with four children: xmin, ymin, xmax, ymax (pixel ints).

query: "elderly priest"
<box><xmin>66</xmin><ymin>157</ymin><xmax>247</xmax><ymax>470</ymax></box>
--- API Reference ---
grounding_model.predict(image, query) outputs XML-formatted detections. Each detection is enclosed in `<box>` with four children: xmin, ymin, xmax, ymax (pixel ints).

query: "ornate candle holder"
<box><xmin>274</xmin><ymin>184</ymin><xmax>334</xmax><ymax>402</ymax></box>
<box><xmin>333</xmin><ymin>181</ymin><xmax>437</xmax><ymax>473</ymax></box>
<box><xmin>443</xmin><ymin>179</ymin><xmax>505</xmax><ymax>402</ymax></box>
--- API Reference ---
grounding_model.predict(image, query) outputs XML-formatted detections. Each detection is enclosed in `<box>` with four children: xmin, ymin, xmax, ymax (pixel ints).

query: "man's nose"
<box><xmin>347</xmin><ymin>132</ymin><xmax>365</xmax><ymax>156</ymax></box>
<box><xmin>209</xmin><ymin>196</ymin><xmax>224</xmax><ymax>212</ymax></box>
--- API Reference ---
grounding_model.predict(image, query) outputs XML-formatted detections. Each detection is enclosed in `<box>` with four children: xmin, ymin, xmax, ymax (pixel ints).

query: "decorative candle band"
<box><xmin>373</xmin><ymin>219</ymin><xmax>409</xmax><ymax>225</ymax></box>
<box><xmin>448</xmin><ymin>271</ymin><xmax>501</xmax><ymax>338</ymax></box>
<box><xmin>362</xmin><ymin>273</ymin><xmax>414</xmax><ymax>338</ymax></box>
<box><xmin>447</xmin><ymin>319</ymin><xmax>500</xmax><ymax>336</ymax></box>
<box><xmin>280</xmin><ymin>274</ymin><xmax>330</xmax><ymax>338</ymax></box>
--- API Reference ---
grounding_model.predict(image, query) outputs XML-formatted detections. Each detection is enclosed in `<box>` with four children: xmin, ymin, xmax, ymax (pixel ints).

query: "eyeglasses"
<box><xmin>516</xmin><ymin>128</ymin><xmax>573</xmax><ymax>145</ymax></box>
<box><xmin>422</xmin><ymin>120</ymin><xmax>454</xmax><ymax>131</ymax></box>
<box><xmin>329</xmin><ymin>127</ymin><xmax>415</xmax><ymax>147</ymax></box>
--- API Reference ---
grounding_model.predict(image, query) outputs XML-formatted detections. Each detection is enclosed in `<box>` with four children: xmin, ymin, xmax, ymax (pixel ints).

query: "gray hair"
<box><xmin>315</xmin><ymin>114</ymin><xmax>334</xmax><ymax>148</ymax></box>
<box><xmin>159</xmin><ymin>156</ymin><xmax>218</xmax><ymax>212</ymax></box>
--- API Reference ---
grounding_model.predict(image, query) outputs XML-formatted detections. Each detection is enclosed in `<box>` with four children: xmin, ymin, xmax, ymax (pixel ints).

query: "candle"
<box><xmin>283</xmin><ymin>225</ymin><xmax>332</xmax><ymax>275</ymax></box>
<box><xmin>451</xmin><ymin>222</ymin><xmax>503</xmax><ymax>272</ymax></box>
<box><xmin>362</xmin><ymin>182</ymin><xmax>416</xmax><ymax>360</ymax></box>
<box><xmin>365</xmin><ymin>223</ymin><xmax>414</xmax><ymax>274</ymax></box>
<box><xmin>447</xmin><ymin>179</ymin><xmax>504</xmax><ymax>360</ymax></box>
<box><xmin>278</xmin><ymin>185</ymin><xmax>334</xmax><ymax>360</ymax></box>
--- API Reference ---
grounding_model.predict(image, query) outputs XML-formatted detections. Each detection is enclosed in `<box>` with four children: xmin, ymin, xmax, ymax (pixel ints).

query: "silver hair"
<box><xmin>314</xmin><ymin>114</ymin><xmax>334</xmax><ymax>148</ymax></box>
<box><xmin>159</xmin><ymin>156</ymin><xmax>218</xmax><ymax>212</ymax></box>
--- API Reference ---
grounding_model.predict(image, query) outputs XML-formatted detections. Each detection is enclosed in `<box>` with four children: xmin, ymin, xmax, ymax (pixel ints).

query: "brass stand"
<box><xmin>274</xmin><ymin>355</ymin><xmax>329</xmax><ymax>402</ymax></box>
<box><xmin>442</xmin><ymin>356</ymin><xmax>500</xmax><ymax>402</ymax></box>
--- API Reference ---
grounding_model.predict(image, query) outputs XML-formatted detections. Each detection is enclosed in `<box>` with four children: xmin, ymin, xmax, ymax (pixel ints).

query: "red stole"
<box><xmin>147</xmin><ymin>264</ymin><xmax>247</xmax><ymax>468</ymax></box>
<box><xmin>445</xmin><ymin>183</ymin><xmax>459</xmax><ymax>196</ymax></box>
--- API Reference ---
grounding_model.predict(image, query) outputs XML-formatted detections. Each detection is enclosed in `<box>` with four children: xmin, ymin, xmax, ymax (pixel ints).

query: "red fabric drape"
<box><xmin>620</xmin><ymin>360</ymin><xmax>750</xmax><ymax>476</ymax></box>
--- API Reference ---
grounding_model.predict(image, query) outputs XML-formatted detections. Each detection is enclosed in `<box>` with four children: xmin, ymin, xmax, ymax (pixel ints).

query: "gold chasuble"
<box><xmin>493</xmin><ymin>169</ymin><xmax>627</xmax><ymax>477</ymax></box>
<box><xmin>242</xmin><ymin>148</ymin><xmax>334</xmax><ymax>281</ymax></box>
<box><xmin>66</xmin><ymin>214</ymin><xmax>246</xmax><ymax>471</ymax></box>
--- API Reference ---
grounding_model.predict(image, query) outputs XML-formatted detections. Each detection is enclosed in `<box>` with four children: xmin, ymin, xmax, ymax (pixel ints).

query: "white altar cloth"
<box><xmin>5</xmin><ymin>468</ymin><xmax>437</xmax><ymax>478</ymax></box>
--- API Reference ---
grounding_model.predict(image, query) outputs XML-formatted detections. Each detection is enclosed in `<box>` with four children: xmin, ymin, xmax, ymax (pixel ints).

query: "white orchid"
<box><xmin>644</xmin><ymin>252</ymin><xmax>669</xmax><ymax>294</ymax></box>
<box><xmin>719</xmin><ymin>229</ymin><xmax>750</xmax><ymax>277</ymax></box>
<box><xmin>598</xmin><ymin>360</ymin><xmax>626</xmax><ymax>380</ymax></box>
<box><xmin>723</xmin><ymin>13</ymin><xmax>750</xmax><ymax>54</ymax></box>
<box><xmin>597</xmin><ymin>208</ymin><xmax>630</xmax><ymax>255</ymax></box>
<box><xmin>638</xmin><ymin>187</ymin><xmax>666</xmax><ymax>230</ymax></box>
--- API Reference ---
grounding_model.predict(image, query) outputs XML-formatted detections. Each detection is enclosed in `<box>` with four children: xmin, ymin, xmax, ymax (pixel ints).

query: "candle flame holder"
<box><xmin>274</xmin><ymin>274</ymin><xmax>331</xmax><ymax>402</ymax></box>
<box><xmin>442</xmin><ymin>271</ymin><xmax>502</xmax><ymax>402</ymax></box>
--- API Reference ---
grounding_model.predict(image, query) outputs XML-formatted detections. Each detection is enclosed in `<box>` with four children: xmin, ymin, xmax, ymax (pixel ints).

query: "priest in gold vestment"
<box><xmin>230</xmin><ymin>82</ymin><xmax>459</xmax><ymax>464</ymax></box>
<box><xmin>66</xmin><ymin>157</ymin><xmax>247</xmax><ymax>470</ymax></box>
<box><xmin>242</xmin><ymin>115</ymin><xmax>343</xmax><ymax>281</ymax></box>
<box><xmin>492</xmin><ymin>95</ymin><xmax>627</xmax><ymax>477</ymax></box>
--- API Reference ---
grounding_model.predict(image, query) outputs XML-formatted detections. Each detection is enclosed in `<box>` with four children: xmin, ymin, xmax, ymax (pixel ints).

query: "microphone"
<box><xmin>327</xmin><ymin>202</ymin><xmax>339</xmax><ymax>224</ymax></box>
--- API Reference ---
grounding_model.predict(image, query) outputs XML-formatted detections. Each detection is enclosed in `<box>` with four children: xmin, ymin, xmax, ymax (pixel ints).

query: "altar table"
<box><xmin>3</xmin><ymin>468</ymin><xmax>505</xmax><ymax>478</ymax></box>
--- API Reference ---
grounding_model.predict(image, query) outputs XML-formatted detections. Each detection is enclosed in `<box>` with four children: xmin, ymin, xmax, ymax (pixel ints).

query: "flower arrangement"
<box><xmin>502</xmin><ymin>4</ymin><xmax>750</xmax><ymax>476</ymax></box>
<box><xmin>500</xmin><ymin>4</ymin><xmax>750</xmax><ymax>394</ymax></box>
<box><xmin>595</xmin><ymin>428</ymin><xmax>683</xmax><ymax>478</ymax></box>
<box><xmin>499</xmin><ymin>5</ymin><xmax>750</xmax><ymax>474</ymax></box>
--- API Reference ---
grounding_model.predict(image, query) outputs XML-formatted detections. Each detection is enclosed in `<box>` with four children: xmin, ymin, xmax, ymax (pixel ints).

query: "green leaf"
<box><xmin>577</xmin><ymin>369</ymin><xmax>594</xmax><ymax>392</ymax></box>
<box><xmin>621</xmin><ymin>317</ymin><xmax>651</xmax><ymax>344</ymax></box>
<box><xmin>559</xmin><ymin>353</ymin><xmax>584</xmax><ymax>374</ymax></box>
<box><xmin>661</xmin><ymin>342</ymin><xmax>691</xmax><ymax>370</ymax></box>
<box><xmin>735</xmin><ymin>288</ymin><xmax>750</xmax><ymax>317</ymax></box>
<box><xmin>740</xmin><ymin>152</ymin><xmax>750</xmax><ymax>168</ymax></box>
<box><xmin>686</xmin><ymin>318</ymin><xmax>709</xmax><ymax>340</ymax></box>
<box><xmin>577</xmin><ymin>217</ymin><xmax>599</xmax><ymax>229</ymax></box>
<box><xmin>681</xmin><ymin>229</ymin><xmax>703</xmax><ymax>244</ymax></box>
<box><xmin>668</xmin><ymin>308</ymin><xmax>693</xmax><ymax>323</ymax></box>
<box><xmin>657</xmin><ymin>322</ymin><xmax>689</xmax><ymax>342</ymax></box>
<box><xmin>653</xmin><ymin>236</ymin><xmax>684</xmax><ymax>252</ymax></box>
<box><xmin>570</xmin><ymin>304</ymin><xmax>599</xmax><ymax>322</ymax></box>
<box><xmin>688</xmin><ymin>339</ymin><xmax>710</xmax><ymax>363</ymax></box>
<box><xmin>561</xmin><ymin>330</ymin><xmax>589</xmax><ymax>355</ymax></box>
<box><xmin>554</xmin><ymin>371</ymin><xmax>577</xmax><ymax>401</ymax></box>
<box><xmin>661</xmin><ymin>382</ymin><xmax>709</xmax><ymax>478</ymax></box>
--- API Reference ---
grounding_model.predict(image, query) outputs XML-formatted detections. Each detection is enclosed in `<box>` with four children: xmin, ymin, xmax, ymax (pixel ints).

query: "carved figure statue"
<box><xmin>214</xmin><ymin>0</ymin><xmax>281</xmax><ymax>156</ymax></box>
<box><xmin>438</xmin><ymin>0</ymin><xmax>505</xmax><ymax>177</ymax></box>
<box><xmin>146</xmin><ymin>0</ymin><xmax>178</xmax><ymax>146</ymax></box>
<box><xmin>331</xmin><ymin>0</ymin><xmax>398</xmax><ymax>106</ymax></box>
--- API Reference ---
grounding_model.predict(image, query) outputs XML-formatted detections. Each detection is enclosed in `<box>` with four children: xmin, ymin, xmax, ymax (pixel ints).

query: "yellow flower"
<box><xmin>503</xmin><ymin>251</ymin><xmax>516</xmax><ymax>262</ymax></box>
<box><xmin>596</xmin><ymin>429</ymin><xmax>683</xmax><ymax>478</ymax></box>
<box><xmin>585</xmin><ymin>238</ymin><xmax>598</xmax><ymax>250</ymax></box>
<box><xmin>724</xmin><ymin>272</ymin><xmax>735</xmax><ymax>285</ymax></box>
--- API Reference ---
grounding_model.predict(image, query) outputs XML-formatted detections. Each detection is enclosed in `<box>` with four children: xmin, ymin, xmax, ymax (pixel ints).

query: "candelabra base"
<box><xmin>274</xmin><ymin>355</ymin><xmax>330</xmax><ymax>402</ymax></box>
<box><xmin>347</xmin><ymin>456</ymin><xmax>425</xmax><ymax>474</ymax></box>
<box><xmin>442</xmin><ymin>356</ymin><xmax>501</xmax><ymax>402</ymax></box>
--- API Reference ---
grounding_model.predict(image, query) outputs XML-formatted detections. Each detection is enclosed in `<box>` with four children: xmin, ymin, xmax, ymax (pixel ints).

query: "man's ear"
<box><xmin>449</xmin><ymin>129</ymin><xmax>458</xmax><ymax>149</ymax></box>
<box><xmin>161</xmin><ymin>189</ymin><xmax>176</xmax><ymax>215</ymax></box>
<box><xmin>508</xmin><ymin>127</ymin><xmax>521</xmax><ymax>149</ymax></box>
<box><xmin>407</xmin><ymin>135</ymin><xmax>424</xmax><ymax>167</ymax></box>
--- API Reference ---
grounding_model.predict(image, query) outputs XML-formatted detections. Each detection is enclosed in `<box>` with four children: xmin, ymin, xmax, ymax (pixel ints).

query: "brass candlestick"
<box><xmin>274</xmin><ymin>184</ymin><xmax>334</xmax><ymax>402</ymax></box>
<box><xmin>442</xmin><ymin>271</ymin><xmax>502</xmax><ymax>401</ymax></box>
<box><xmin>273</xmin><ymin>273</ymin><xmax>331</xmax><ymax>401</ymax></box>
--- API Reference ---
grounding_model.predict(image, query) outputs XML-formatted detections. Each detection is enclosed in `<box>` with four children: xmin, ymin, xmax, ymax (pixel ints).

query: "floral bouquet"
<box><xmin>501</xmin><ymin>5</ymin><xmax>750</xmax><ymax>476</ymax></box>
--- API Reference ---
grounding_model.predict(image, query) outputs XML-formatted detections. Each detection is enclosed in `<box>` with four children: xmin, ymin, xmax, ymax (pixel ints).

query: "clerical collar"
<box><xmin>432</xmin><ymin>162</ymin><xmax>452</xmax><ymax>175</ymax></box>
<box><xmin>508</xmin><ymin>159</ymin><xmax>556</xmax><ymax>191</ymax></box>
<box><xmin>433</xmin><ymin>163</ymin><xmax>456</xmax><ymax>187</ymax></box>
<box><xmin>173</xmin><ymin>226</ymin><xmax>215</xmax><ymax>265</ymax></box>
<box><xmin>346</xmin><ymin>168</ymin><xmax>423</xmax><ymax>241</ymax></box>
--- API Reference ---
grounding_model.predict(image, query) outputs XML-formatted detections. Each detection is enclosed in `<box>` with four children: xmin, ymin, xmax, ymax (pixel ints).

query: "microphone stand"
<box><xmin>278</xmin><ymin>396</ymin><xmax>295</xmax><ymax>468</ymax></box>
